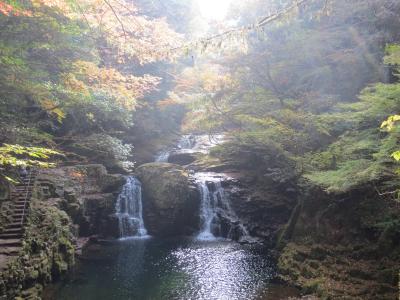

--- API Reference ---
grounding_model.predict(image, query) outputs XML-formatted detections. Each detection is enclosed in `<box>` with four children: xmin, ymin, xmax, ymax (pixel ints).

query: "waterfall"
<box><xmin>195</xmin><ymin>173</ymin><xmax>249</xmax><ymax>241</ymax></box>
<box><xmin>115</xmin><ymin>176</ymin><xmax>148</xmax><ymax>238</ymax></box>
<box><xmin>177</xmin><ymin>135</ymin><xmax>196</xmax><ymax>150</ymax></box>
<box><xmin>154</xmin><ymin>134</ymin><xmax>250</xmax><ymax>242</ymax></box>
<box><xmin>155</xmin><ymin>151</ymin><xmax>170</xmax><ymax>162</ymax></box>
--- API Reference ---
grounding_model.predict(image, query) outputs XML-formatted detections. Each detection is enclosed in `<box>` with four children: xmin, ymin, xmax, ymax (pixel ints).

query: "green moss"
<box><xmin>0</xmin><ymin>196</ymin><xmax>75</xmax><ymax>298</ymax></box>
<box><xmin>303</xmin><ymin>279</ymin><xmax>327</xmax><ymax>298</ymax></box>
<box><xmin>276</xmin><ymin>200</ymin><xmax>302</xmax><ymax>249</ymax></box>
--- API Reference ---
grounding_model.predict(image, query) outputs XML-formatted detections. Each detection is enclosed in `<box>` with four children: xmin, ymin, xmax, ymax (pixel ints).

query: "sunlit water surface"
<box><xmin>44</xmin><ymin>238</ymin><xmax>299</xmax><ymax>300</ymax></box>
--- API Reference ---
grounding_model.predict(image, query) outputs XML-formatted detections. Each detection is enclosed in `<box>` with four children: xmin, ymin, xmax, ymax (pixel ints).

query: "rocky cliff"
<box><xmin>37</xmin><ymin>164</ymin><xmax>125</xmax><ymax>238</ymax></box>
<box><xmin>0</xmin><ymin>164</ymin><xmax>126</xmax><ymax>298</ymax></box>
<box><xmin>277</xmin><ymin>185</ymin><xmax>400</xmax><ymax>299</ymax></box>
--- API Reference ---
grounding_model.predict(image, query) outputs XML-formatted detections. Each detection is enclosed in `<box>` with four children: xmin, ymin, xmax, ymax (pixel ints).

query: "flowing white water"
<box><xmin>155</xmin><ymin>134</ymin><xmax>249</xmax><ymax>242</ymax></box>
<box><xmin>155</xmin><ymin>151</ymin><xmax>170</xmax><ymax>162</ymax></box>
<box><xmin>195</xmin><ymin>173</ymin><xmax>249</xmax><ymax>241</ymax></box>
<box><xmin>155</xmin><ymin>135</ymin><xmax>196</xmax><ymax>162</ymax></box>
<box><xmin>177</xmin><ymin>134</ymin><xmax>196</xmax><ymax>150</ymax></box>
<box><xmin>115</xmin><ymin>176</ymin><xmax>148</xmax><ymax>239</ymax></box>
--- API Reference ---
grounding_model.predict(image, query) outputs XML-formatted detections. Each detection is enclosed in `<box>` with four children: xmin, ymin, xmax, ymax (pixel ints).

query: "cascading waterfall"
<box><xmin>195</xmin><ymin>173</ymin><xmax>249</xmax><ymax>241</ymax></box>
<box><xmin>155</xmin><ymin>135</ymin><xmax>196</xmax><ymax>162</ymax></box>
<box><xmin>177</xmin><ymin>135</ymin><xmax>196</xmax><ymax>150</ymax></box>
<box><xmin>115</xmin><ymin>176</ymin><xmax>148</xmax><ymax>238</ymax></box>
<box><xmin>155</xmin><ymin>151</ymin><xmax>170</xmax><ymax>162</ymax></box>
<box><xmin>155</xmin><ymin>134</ymin><xmax>250</xmax><ymax>242</ymax></box>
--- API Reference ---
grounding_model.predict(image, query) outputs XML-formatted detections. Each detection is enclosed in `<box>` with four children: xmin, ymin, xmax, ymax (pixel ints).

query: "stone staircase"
<box><xmin>0</xmin><ymin>169</ymin><xmax>37</xmax><ymax>265</ymax></box>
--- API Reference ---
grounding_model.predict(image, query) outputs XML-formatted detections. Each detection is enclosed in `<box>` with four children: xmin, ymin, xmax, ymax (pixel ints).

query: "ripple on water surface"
<box><xmin>44</xmin><ymin>238</ymin><xmax>299</xmax><ymax>300</ymax></box>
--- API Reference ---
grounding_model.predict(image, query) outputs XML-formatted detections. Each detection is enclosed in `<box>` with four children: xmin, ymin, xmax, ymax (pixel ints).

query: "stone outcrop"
<box><xmin>0</xmin><ymin>199</ymin><xmax>75</xmax><ymax>299</ymax></box>
<box><xmin>136</xmin><ymin>163</ymin><xmax>200</xmax><ymax>236</ymax></box>
<box><xmin>167</xmin><ymin>151</ymin><xmax>198</xmax><ymax>165</ymax></box>
<box><xmin>277</xmin><ymin>186</ymin><xmax>400</xmax><ymax>299</ymax></box>
<box><xmin>37</xmin><ymin>164</ymin><xmax>125</xmax><ymax>238</ymax></box>
<box><xmin>201</xmin><ymin>173</ymin><xmax>297</xmax><ymax>245</ymax></box>
<box><xmin>0</xmin><ymin>164</ymin><xmax>126</xmax><ymax>298</ymax></box>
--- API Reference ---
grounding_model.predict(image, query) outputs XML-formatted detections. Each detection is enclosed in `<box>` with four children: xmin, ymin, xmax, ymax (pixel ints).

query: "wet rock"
<box><xmin>167</xmin><ymin>151</ymin><xmax>197</xmax><ymax>165</ymax></box>
<box><xmin>37</xmin><ymin>165</ymin><xmax>125</xmax><ymax>238</ymax></box>
<box><xmin>136</xmin><ymin>163</ymin><xmax>200</xmax><ymax>236</ymax></box>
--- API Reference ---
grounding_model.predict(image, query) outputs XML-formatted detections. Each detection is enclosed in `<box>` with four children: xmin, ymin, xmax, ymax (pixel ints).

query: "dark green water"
<box><xmin>44</xmin><ymin>238</ymin><xmax>299</xmax><ymax>300</ymax></box>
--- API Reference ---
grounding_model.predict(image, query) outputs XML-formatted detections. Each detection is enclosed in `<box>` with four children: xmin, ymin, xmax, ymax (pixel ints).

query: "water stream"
<box><xmin>115</xmin><ymin>176</ymin><xmax>148</xmax><ymax>238</ymax></box>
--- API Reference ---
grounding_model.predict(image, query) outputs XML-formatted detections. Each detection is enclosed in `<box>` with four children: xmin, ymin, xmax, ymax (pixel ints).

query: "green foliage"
<box><xmin>391</xmin><ymin>151</ymin><xmax>400</xmax><ymax>161</ymax></box>
<box><xmin>304</xmin><ymin>82</ymin><xmax>400</xmax><ymax>193</ymax></box>
<box><xmin>384</xmin><ymin>44</ymin><xmax>400</xmax><ymax>75</ymax></box>
<box><xmin>70</xmin><ymin>134</ymin><xmax>134</xmax><ymax>171</ymax></box>
<box><xmin>381</xmin><ymin>115</ymin><xmax>400</xmax><ymax>131</ymax></box>
<box><xmin>0</xmin><ymin>143</ymin><xmax>62</xmax><ymax>168</ymax></box>
<box><xmin>179</xmin><ymin>1</ymin><xmax>400</xmax><ymax>196</ymax></box>
<box><xmin>305</xmin><ymin>159</ymin><xmax>386</xmax><ymax>194</ymax></box>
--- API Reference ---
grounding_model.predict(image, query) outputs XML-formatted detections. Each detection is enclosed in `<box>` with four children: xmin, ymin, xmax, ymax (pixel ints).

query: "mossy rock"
<box><xmin>136</xmin><ymin>163</ymin><xmax>200</xmax><ymax>236</ymax></box>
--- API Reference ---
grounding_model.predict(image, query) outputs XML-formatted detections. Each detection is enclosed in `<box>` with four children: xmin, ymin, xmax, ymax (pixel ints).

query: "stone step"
<box><xmin>13</xmin><ymin>218</ymin><xmax>25</xmax><ymax>228</ymax></box>
<box><xmin>0</xmin><ymin>239</ymin><xmax>22</xmax><ymax>247</ymax></box>
<box><xmin>12</xmin><ymin>204</ymin><xmax>29</xmax><ymax>210</ymax></box>
<box><xmin>12</xmin><ymin>216</ymin><xmax>24</xmax><ymax>221</ymax></box>
<box><xmin>11</xmin><ymin>219</ymin><xmax>24</xmax><ymax>224</ymax></box>
<box><xmin>14</xmin><ymin>196</ymin><xmax>31</xmax><ymax>199</ymax></box>
<box><xmin>12</xmin><ymin>215</ymin><xmax>26</xmax><ymax>219</ymax></box>
<box><xmin>12</xmin><ymin>207</ymin><xmax>28</xmax><ymax>211</ymax></box>
<box><xmin>11</xmin><ymin>213</ymin><xmax>24</xmax><ymax>217</ymax></box>
<box><xmin>11</xmin><ymin>194</ymin><xmax>32</xmax><ymax>198</ymax></box>
<box><xmin>13</xmin><ymin>205</ymin><xmax>29</xmax><ymax>209</ymax></box>
<box><xmin>0</xmin><ymin>233</ymin><xmax>22</xmax><ymax>239</ymax></box>
<box><xmin>5</xmin><ymin>223</ymin><xmax>25</xmax><ymax>229</ymax></box>
<box><xmin>0</xmin><ymin>247</ymin><xmax>20</xmax><ymax>256</ymax></box>
<box><xmin>2</xmin><ymin>228</ymin><xmax>23</xmax><ymax>234</ymax></box>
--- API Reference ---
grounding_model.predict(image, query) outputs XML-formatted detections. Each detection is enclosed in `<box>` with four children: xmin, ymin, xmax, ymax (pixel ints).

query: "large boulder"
<box><xmin>167</xmin><ymin>151</ymin><xmax>197</xmax><ymax>165</ymax></box>
<box><xmin>136</xmin><ymin>163</ymin><xmax>200</xmax><ymax>236</ymax></box>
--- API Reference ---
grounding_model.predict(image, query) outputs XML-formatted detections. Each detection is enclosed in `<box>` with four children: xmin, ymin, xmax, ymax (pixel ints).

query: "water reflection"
<box><xmin>170</xmin><ymin>241</ymin><xmax>273</xmax><ymax>300</ymax></box>
<box><xmin>45</xmin><ymin>238</ymin><xmax>298</xmax><ymax>300</ymax></box>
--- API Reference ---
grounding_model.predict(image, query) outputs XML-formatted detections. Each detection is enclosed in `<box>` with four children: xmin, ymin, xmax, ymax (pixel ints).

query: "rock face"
<box><xmin>277</xmin><ymin>186</ymin><xmax>400</xmax><ymax>300</ymax></box>
<box><xmin>37</xmin><ymin>164</ymin><xmax>125</xmax><ymax>238</ymax></box>
<box><xmin>0</xmin><ymin>164</ymin><xmax>126</xmax><ymax>298</ymax></box>
<box><xmin>136</xmin><ymin>163</ymin><xmax>200</xmax><ymax>236</ymax></box>
<box><xmin>0</xmin><ymin>191</ymin><xmax>76</xmax><ymax>299</ymax></box>
<box><xmin>213</xmin><ymin>174</ymin><xmax>296</xmax><ymax>245</ymax></box>
<box><xmin>167</xmin><ymin>151</ymin><xmax>198</xmax><ymax>165</ymax></box>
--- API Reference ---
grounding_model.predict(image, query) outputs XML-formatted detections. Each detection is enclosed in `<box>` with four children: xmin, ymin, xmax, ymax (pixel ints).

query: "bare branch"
<box><xmin>171</xmin><ymin>0</ymin><xmax>311</xmax><ymax>53</ymax></box>
<box><xmin>102</xmin><ymin>0</ymin><xmax>127</xmax><ymax>41</ymax></box>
